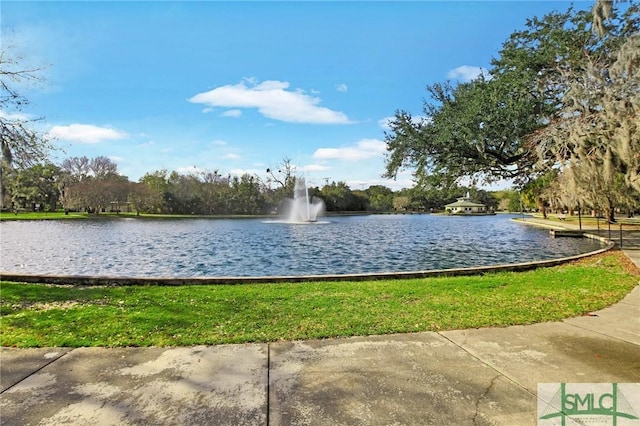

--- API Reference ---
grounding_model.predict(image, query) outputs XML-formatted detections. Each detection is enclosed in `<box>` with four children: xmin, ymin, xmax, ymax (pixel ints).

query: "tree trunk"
<box><xmin>604</xmin><ymin>196</ymin><xmax>616</xmax><ymax>222</ymax></box>
<box><xmin>605</xmin><ymin>206</ymin><xmax>615</xmax><ymax>223</ymax></box>
<box><xmin>537</xmin><ymin>197</ymin><xmax>547</xmax><ymax>219</ymax></box>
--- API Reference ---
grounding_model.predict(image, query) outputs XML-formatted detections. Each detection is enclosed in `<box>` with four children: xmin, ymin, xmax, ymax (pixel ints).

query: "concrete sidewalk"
<box><xmin>2</xmin><ymin>219</ymin><xmax>639</xmax><ymax>425</ymax></box>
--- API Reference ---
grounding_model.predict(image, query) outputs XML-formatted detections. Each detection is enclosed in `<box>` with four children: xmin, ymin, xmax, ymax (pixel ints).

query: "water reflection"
<box><xmin>0</xmin><ymin>214</ymin><xmax>605</xmax><ymax>277</ymax></box>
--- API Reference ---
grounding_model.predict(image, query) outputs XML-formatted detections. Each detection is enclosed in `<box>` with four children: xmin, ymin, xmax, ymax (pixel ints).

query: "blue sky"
<box><xmin>2</xmin><ymin>1</ymin><xmax>586</xmax><ymax>190</ymax></box>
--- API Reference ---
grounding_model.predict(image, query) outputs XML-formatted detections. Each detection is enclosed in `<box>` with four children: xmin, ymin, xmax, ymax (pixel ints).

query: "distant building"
<box><xmin>445</xmin><ymin>192</ymin><xmax>492</xmax><ymax>215</ymax></box>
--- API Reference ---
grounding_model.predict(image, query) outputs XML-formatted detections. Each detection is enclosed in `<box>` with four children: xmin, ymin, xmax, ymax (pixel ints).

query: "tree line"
<box><xmin>5</xmin><ymin>155</ymin><xmax>509</xmax><ymax>215</ymax></box>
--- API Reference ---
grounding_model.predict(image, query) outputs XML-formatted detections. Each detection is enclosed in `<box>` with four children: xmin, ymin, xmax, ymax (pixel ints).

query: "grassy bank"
<box><xmin>524</xmin><ymin>213</ymin><xmax>640</xmax><ymax>229</ymax></box>
<box><xmin>1</xmin><ymin>251</ymin><xmax>638</xmax><ymax>348</ymax></box>
<box><xmin>0</xmin><ymin>211</ymin><xmax>275</xmax><ymax>221</ymax></box>
<box><xmin>0</xmin><ymin>211</ymin><xmax>90</xmax><ymax>220</ymax></box>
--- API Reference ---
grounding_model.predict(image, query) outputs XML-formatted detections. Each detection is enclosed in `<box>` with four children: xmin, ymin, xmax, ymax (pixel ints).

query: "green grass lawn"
<box><xmin>0</xmin><ymin>211</ymin><xmax>270</xmax><ymax>221</ymax></box>
<box><xmin>1</xmin><ymin>251</ymin><xmax>638</xmax><ymax>348</ymax></box>
<box><xmin>525</xmin><ymin>212</ymin><xmax>640</xmax><ymax>228</ymax></box>
<box><xmin>0</xmin><ymin>211</ymin><xmax>90</xmax><ymax>220</ymax></box>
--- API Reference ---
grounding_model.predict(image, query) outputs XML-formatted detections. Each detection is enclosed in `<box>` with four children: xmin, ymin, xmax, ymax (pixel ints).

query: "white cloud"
<box><xmin>299</xmin><ymin>164</ymin><xmax>330</xmax><ymax>172</ymax></box>
<box><xmin>221</xmin><ymin>109</ymin><xmax>242</xmax><ymax>118</ymax></box>
<box><xmin>347</xmin><ymin>177</ymin><xmax>415</xmax><ymax>191</ymax></box>
<box><xmin>447</xmin><ymin>65</ymin><xmax>485</xmax><ymax>82</ymax></box>
<box><xmin>378</xmin><ymin>116</ymin><xmax>395</xmax><ymax>130</ymax></box>
<box><xmin>47</xmin><ymin>124</ymin><xmax>127</xmax><ymax>144</ymax></box>
<box><xmin>313</xmin><ymin>138</ymin><xmax>386</xmax><ymax>161</ymax></box>
<box><xmin>229</xmin><ymin>168</ymin><xmax>262</xmax><ymax>177</ymax></box>
<box><xmin>175</xmin><ymin>166</ymin><xmax>206</xmax><ymax>175</ymax></box>
<box><xmin>210</xmin><ymin>139</ymin><xmax>228</xmax><ymax>146</ymax></box>
<box><xmin>189</xmin><ymin>79</ymin><xmax>352</xmax><ymax>124</ymax></box>
<box><xmin>335</xmin><ymin>83</ymin><xmax>348</xmax><ymax>93</ymax></box>
<box><xmin>0</xmin><ymin>110</ymin><xmax>31</xmax><ymax>121</ymax></box>
<box><xmin>378</xmin><ymin>115</ymin><xmax>431</xmax><ymax>131</ymax></box>
<box><xmin>222</xmin><ymin>153</ymin><xmax>240</xmax><ymax>160</ymax></box>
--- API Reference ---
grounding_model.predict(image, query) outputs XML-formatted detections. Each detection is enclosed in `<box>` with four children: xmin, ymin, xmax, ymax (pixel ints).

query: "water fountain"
<box><xmin>282</xmin><ymin>177</ymin><xmax>325</xmax><ymax>223</ymax></box>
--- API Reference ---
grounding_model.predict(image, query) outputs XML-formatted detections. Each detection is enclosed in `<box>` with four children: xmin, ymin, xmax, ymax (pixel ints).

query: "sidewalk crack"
<box><xmin>438</xmin><ymin>332</ymin><xmax>535</xmax><ymax>396</ymax></box>
<box><xmin>266</xmin><ymin>342</ymin><xmax>271</xmax><ymax>426</ymax></box>
<box><xmin>0</xmin><ymin>349</ymin><xmax>71</xmax><ymax>395</ymax></box>
<box><xmin>472</xmin><ymin>374</ymin><xmax>499</xmax><ymax>425</ymax></box>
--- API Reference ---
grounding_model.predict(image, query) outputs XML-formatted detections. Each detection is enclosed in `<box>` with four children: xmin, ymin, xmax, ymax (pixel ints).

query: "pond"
<box><xmin>0</xmin><ymin>214</ymin><xmax>605</xmax><ymax>278</ymax></box>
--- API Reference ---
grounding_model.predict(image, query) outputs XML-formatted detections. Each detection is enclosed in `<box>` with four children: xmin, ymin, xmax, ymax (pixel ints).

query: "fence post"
<box><xmin>620</xmin><ymin>224</ymin><xmax>623</xmax><ymax>249</ymax></box>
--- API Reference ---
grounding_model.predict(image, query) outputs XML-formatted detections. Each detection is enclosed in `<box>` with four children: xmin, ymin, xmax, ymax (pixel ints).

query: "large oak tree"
<box><xmin>384</xmin><ymin>1</ymin><xmax>639</xmax><ymax>217</ymax></box>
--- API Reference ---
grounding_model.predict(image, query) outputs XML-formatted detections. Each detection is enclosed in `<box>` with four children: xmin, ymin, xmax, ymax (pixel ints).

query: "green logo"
<box><xmin>538</xmin><ymin>383</ymin><xmax>639</xmax><ymax>425</ymax></box>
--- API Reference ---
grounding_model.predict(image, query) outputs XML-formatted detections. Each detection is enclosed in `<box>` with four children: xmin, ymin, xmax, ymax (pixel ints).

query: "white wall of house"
<box><xmin>450</xmin><ymin>206</ymin><xmax>485</xmax><ymax>213</ymax></box>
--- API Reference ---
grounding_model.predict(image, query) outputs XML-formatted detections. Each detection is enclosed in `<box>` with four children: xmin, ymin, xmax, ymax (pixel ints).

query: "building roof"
<box><xmin>445</xmin><ymin>199</ymin><xmax>486</xmax><ymax>208</ymax></box>
<box><xmin>445</xmin><ymin>192</ymin><xmax>486</xmax><ymax>208</ymax></box>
